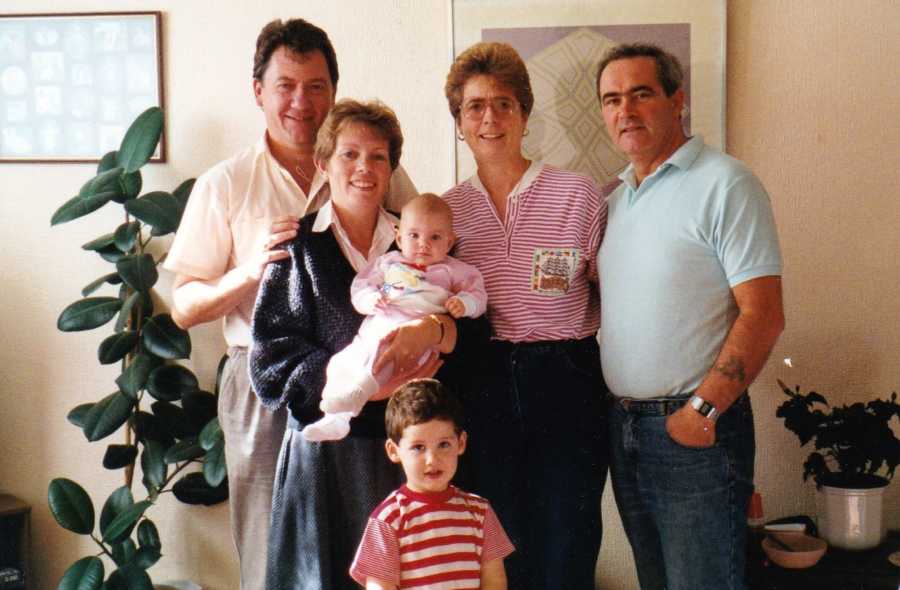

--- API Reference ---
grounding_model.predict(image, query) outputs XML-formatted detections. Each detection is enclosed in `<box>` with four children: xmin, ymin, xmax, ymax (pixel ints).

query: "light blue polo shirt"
<box><xmin>599</xmin><ymin>136</ymin><xmax>782</xmax><ymax>399</ymax></box>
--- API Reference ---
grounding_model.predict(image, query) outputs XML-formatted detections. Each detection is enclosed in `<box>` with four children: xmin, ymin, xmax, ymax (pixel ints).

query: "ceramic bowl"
<box><xmin>762</xmin><ymin>532</ymin><xmax>827</xmax><ymax>569</ymax></box>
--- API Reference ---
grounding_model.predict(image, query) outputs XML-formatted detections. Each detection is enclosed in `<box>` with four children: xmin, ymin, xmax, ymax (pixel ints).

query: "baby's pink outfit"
<box><xmin>301</xmin><ymin>251</ymin><xmax>487</xmax><ymax>441</ymax></box>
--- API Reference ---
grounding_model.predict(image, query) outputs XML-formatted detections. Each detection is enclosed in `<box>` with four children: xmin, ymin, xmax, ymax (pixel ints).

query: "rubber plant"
<box><xmin>47</xmin><ymin>107</ymin><xmax>228</xmax><ymax>590</ymax></box>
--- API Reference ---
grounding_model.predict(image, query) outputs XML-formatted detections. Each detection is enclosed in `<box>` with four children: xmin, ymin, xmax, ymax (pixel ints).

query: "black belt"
<box><xmin>615</xmin><ymin>396</ymin><xmax>690</xmax><ymax>416</ymax></box>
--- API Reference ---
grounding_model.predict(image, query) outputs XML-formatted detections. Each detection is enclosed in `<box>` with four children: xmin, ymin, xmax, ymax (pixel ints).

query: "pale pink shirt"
<box><xmin>164</xmin><ymin>133</ymin><xmax>416</xmax><ymax>347</ymax></box>
<box><xmin>442</xmin><ymin>162</ymin><xmax>605</xmax><ymax>342</ymax></box>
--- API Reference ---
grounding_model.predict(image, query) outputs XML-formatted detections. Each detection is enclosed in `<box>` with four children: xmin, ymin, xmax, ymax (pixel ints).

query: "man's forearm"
<box><xmin>695</xmin><ymin>276</ymin><xmax>785</xmax><ymax>413</ymax></box>
<box><xmin>171</xmin><ymin>269</ymin><xmax>260</xmax><ymax>329</ymax></box>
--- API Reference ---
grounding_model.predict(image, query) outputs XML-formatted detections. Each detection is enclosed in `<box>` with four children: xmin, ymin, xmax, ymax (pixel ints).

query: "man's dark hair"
<box><xmin>595</xmin><ymin>43</ymin><xmax>684</xmax><ymax>97</ymax></box>
<box><xmin>386</xmin><ymin>379</ymin><xmax>464</xmax><ymax>443</ymax></box>
<box><xmin>253</xmin><ymin>18</ymin><xmax>339</xmax><ymax>87</ymax></box>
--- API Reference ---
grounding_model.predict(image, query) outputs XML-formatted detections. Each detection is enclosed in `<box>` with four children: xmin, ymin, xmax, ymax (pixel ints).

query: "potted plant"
<box><xmin>776</xmin><ymin>379</ymin><xmax>900</xmax><ymax>550</ymax></box>
<box><xmin>47</xmin><ymin>107</ymin><xmax>228</xmax><ymax>589</ymax></box>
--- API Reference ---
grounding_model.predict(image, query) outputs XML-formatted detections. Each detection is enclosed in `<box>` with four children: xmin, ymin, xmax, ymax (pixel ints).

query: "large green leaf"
<box><xmin>81</xmin><ymin>232</ymin><xmax>116</xmax><ymax>252</ymax></box>
<box><xmin>98</xmin><ymin>150</ymin><xmax>118</xmax><ymax>173</ymax></box>
<box><xmin>111</xmin><ymin>539</ymin><xmax>137</xmax><ymax>567</ymax></box>
<box><xmin>103</xmin><ymin>444</ymin><xmax>138</xmax><ymax>470</ymax></box>
<box><xmin>146</xmin><ymin>364</ymin><xmax>198</xmax><ymax>402</ymax></box>
<box><xmin>137</xmin><ymin>519</ymin><xmax>160</xmax><ymax>549</ymax></box>
<box><xmin>99</xmin><ymin>486</ymin><xmax>134</xmax><ymax>535</ymax></box>
<box><xmin>203</xmin><ymin>438</ymin><xmax>227</xmax><ymax>487</ymax></box>
<box><xmin>113</xmin><ymin>221</ymin><xmax>141</xmax><ymax>252</ymax></box>
<box><xmin>51</xmin><ymin>191</ymin><xmax>117</xmax><ymax>226</ymax></box>
<box><xmin>141</xmin><ymin>441</ymin><xmax>167</xmax><ymax>494</ymax></box>
<box><xmin>172</xmin><ymin>178</ymin><xmax>196</xmax><ymax>210</ymax></box>
<box><xmin>114</xmin><ymin>291</ymin><xmax>139</xmax><ymax>334</ymax></box>
<box><xmin>131</xmin><ymin>411</ymin><xmax>175</xmax><ymax>448</ymax></box>
<box><xmin>172</xmin><ymin>472</ymin><xmax>228</xmax><ymax>506</ymax></box>
<box><xmin>116</xmin><ymin>107</ymin><xmax>163</xmax><ymax>173</ymax></box>
<box><xmin>133</xmin><ymin>546</ymin><xmax>162</xmax><ymax>569</ymax></box>
<box><xmin>102</xmin><ymin>499</ymin><xmax>151</xmax><ymax>545</ymax></box>
<box><xmin>151</xmin><ymin>401</ymin><xmax>193</xmax><ymax>439</ymax></box>
<box><xmin>141</xmin><ymin>314</ymin><xmax>190</xmax><ymax>359</ymax></box>
<box><xmin>97</xmin><ymin>244</ymin><xmax>127</xmax><ymax>263</ymax></box>
<box><xmin>79</xmin><ymin>167</ymin><xmax>124</xmax><ymax>198</ymax></box>
<box><xmin>81</xmin><ymin>272</ymin><xmax>122</xmax><ymax>297</ymax></box>
<box><xmin>67</xmin><ymin>403</ymin><xmax>95</xmax><ymax>428</ymax></box>
<box><xmin>183</xmin><ymin>391</ymin><xmax>217</xmax><ymax>433</ymax></box>
<box><xmin>58</xmin><ymin>297</ymin><xmax>122</xmax><ymax>332</ymax></box>
<box><xmin>82</xmin><ymin>392</ymin><xmax>135</xmax><ymax>442</ymax></box>
<box><xmin>48</xmin><ymin>478</ymin><xmax>94</xmax><ymax>534</ymax></box>
<box><xmin>98</xmin><ymin>331</ymin><xmax>139</xmax><ymax>365</ymax></box>
<box><xmin>116</xmin><ymin>353</ymin><xmax>160</xmax><ymax>399</ymax></box>
<box><xmin>106</xmin><ymin>565</ymin><xmax>153</xmax><ymax>590</ymax></box>
<box><xmin>58</xmin><ymin>556</ymin><xmax>104</xmax><ymax>590</ymax></box>
<box><xmin>116</xmin><ymin>254</ymin><xmax>158</xmax><ymax>293</ymax></box>
<box><xmin>199</xmin><ymin>417</ymin><xmax>223</xmax><ymax>451</ymax></box>
<box><xmin>164</xmin><ymin>437</ymin><xmax>204</xmax><ymax>464</ymax></box>
<box><xmin>124</xmin><ymin>191</ymin><xmax>181</xmax><ymax>236</ymax></box>
<box><xmin>116</xmin><ymin>170</ymin><xmax>142</xmax><ymax>203</ymax></box>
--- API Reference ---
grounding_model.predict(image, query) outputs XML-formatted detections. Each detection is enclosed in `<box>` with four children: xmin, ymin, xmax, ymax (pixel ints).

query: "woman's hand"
<box><xmin>370</xmin><ymin>354</ymin><xmax>443</xmax><ymax>401</ymax></box>
<box><xmin>370</xmin><ymin>315</ymin><xmax>458</xmax><ymax>400</ymax></box>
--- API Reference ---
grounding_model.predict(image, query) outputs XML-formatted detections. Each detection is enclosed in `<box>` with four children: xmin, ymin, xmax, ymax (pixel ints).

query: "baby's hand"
<box><xmin>445</xmin><ymin>296</ymin><xmax>466</xmax><ymax>318</ymax></box>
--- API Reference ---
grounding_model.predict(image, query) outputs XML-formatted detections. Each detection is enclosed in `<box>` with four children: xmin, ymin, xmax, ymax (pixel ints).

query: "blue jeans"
<box><xmin>459</xmin><ymin>337</ymin><xmax>608</xmax><ymax>590</ymax></box>
<box><xmin>608</xmin><ymin>393</ymin><xmax>755</xmax><ymax>590</ymax></box>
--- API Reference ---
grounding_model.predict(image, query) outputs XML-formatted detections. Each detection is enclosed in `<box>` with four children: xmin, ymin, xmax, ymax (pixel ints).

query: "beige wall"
<box><xmin>0</xmin><ymin>1</ymin><xmax>897</xmax><ymax>589</ymax></box>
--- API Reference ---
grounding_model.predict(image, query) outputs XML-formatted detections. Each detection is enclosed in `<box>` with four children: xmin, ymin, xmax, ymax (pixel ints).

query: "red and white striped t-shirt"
<box><xmin>350</xmin><ymin>485</ymin><xmax>514</xmax><ymax>589</ymax></box>
<box><xmin>442</xmin><ymin>162</ymin><xmax>606</xmax><ymax>342</ymax></box>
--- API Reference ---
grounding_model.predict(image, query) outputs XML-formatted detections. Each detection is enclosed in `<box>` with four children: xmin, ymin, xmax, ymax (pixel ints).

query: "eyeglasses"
<box><xmin>460</xmin><ymin>97</ymin><xmax>520</xmax><ymax>120</ymax></box>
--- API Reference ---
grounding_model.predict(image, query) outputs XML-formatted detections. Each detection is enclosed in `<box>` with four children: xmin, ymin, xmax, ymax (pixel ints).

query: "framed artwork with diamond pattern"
<box><xmin>451</xmin><ymin>0</ymin><xmax>725</xmax><ymax>189</ymax></box>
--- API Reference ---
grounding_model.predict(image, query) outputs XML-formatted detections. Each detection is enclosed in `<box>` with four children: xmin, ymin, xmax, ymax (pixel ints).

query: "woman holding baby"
<box><xmin>249</xmin><ymin>100</ymin><xmax>487</xmax><ymax>589</ymax></box>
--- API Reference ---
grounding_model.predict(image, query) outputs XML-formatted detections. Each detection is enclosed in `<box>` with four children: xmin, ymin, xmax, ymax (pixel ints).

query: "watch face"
<box><xmin>691</xmin><ymin>395</ymin><xmax>716</xmax><ymax>418</ymax></box>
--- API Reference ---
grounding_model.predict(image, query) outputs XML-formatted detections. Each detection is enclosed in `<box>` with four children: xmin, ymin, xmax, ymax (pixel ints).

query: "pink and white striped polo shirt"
<box><xmin>442</xmin><ymin>162</ymin><xmax>606</xmax><ymax>342</ymax></box>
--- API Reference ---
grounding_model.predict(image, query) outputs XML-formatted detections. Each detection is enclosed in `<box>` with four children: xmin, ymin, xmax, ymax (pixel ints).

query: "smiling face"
<box><xmin>396</xmin><ymin>207</ymin><xmax>455</xmax><ymax>267</ymax></box>
<box><xmin>253</xmin><ymin>47</ymin><xmax>335</xmax><ymax>153</ymax></box>
<box><xmin>320</xmin><ymin>122</ymin><xmax>393</xmax><ymax>215</ymax></box>
<box><xmin>386</xmin><ymin>419</ymin><xmax>466</xmax><ymax>494</ymax></box>
<box><xmin>598</xmin><ymin>56</ymin><xmax>686</xmax><ymax>176</ymax></box>
<box><xmin>458</xmin><ymin>74</ymin><xmax>527</xmax><ymax>166</ymax></box>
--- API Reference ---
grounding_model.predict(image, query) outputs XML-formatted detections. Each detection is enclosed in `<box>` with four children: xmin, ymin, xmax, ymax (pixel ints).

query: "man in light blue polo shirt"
<box><xmin>596</xmin><ymin>43</ymin><xmax>785</xmax><ymax>590</ymax></box>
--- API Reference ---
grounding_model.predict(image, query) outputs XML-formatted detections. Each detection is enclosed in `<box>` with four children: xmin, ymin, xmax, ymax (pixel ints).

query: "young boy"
<box><xmin>302</xmin><ymin>194</ymin><xmax>487</xmax><ymax>442</ymax></box>
<box><xmin>350</xmin><ymin>379</ymin><xmax>513</xmax><ymax>589</ymax></box>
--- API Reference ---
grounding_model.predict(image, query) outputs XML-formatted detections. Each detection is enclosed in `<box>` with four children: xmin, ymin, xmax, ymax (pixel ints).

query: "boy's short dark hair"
<box><xmin>386</xmin><ymin>379</ymin><xmax>464</xmax><ymax>442</ymax></box>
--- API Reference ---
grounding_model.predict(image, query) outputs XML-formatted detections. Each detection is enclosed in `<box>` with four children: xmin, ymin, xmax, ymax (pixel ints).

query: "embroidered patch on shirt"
<box><xmin>382</xmin><ymin>261</ymin><xmax>426</xmax><ymax>296</ymax></box>
<box><xmin>531</xmin><ymin>248</ymin><xmax>579</xmax><ymax>296</ymax></box>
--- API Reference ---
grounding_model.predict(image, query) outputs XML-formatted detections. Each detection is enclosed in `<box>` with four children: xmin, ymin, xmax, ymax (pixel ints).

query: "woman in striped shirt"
<box><xmin>441</xmin><ymin>42</ymin><xmax>609</xmax><ymax>590</ymax></box>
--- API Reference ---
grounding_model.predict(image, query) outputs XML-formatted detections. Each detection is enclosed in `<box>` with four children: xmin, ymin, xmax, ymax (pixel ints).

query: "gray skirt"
<box><xmin>265</xmin><ymin>426</ymin><xmax>402</xmax><ymax>590</ymax></box>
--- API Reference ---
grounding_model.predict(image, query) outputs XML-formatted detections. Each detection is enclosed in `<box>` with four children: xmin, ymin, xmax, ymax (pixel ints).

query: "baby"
<box><xmin>302</xmin><ymin>193</ymin><xmax>487</xmax><ymax>441</ymax></box>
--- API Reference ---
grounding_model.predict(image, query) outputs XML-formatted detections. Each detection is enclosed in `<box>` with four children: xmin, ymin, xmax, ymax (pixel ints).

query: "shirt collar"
<box><xmin>259</xmin><ymin>132</ymin><xmax>330</xmax><ymax>212</ymax></box>
<box><xmin>312</xmin><ymin>201</ymin><xmax>399</xmax><ymax>269</ymax></box>
<box><xmin>617</xmin><ymin>135</ymin><xmax>705</xmax><ymax>189</ymax></box>
<box><xmin>468</xmin><ymin>159</ymin><xmax>543</xmax><ymax>200</ymax></box>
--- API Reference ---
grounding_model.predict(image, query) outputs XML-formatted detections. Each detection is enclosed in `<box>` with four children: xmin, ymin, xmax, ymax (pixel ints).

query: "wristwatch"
<box><xmin>689</xmin><ymin>394</ymin><xmax>719</xmax><ymax>421</ymax></box>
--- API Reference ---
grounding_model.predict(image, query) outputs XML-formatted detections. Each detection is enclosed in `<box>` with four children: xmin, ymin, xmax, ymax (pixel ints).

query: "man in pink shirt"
<box><xmin>164</xmin><ymin>19</ymin><xmax>415</xmax><ymax>590</ymax></box>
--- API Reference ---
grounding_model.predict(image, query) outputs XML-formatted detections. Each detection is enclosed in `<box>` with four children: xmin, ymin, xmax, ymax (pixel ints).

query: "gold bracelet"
<box><xmin>428</xmin><ymin>314</ymin><xmax>444</xmax><ymax>346</ymax></box>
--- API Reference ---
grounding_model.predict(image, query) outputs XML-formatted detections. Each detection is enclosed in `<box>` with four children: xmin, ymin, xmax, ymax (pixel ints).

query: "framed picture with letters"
<box><xmin>0</xmin><ymin>11</ymin><xmax>164</xmax><ymax>163</ymax></box>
